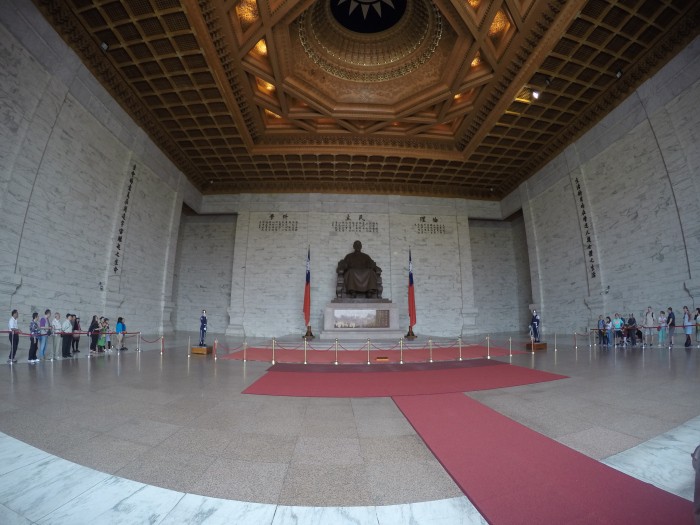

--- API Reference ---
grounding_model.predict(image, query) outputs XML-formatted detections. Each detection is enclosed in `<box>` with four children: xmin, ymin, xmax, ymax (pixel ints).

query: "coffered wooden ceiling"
<box><xmin>35</xmin><ymin>0</ymin><xmax>700</xmax><ymax>199</ymax></box>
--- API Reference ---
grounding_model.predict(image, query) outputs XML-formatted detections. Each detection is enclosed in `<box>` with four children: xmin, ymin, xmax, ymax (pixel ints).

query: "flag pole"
<box><xmin>406</xmin><ymin>247</ymin><xmax>417</xmax><ymax>340</ymax></box>
<box><xmin>303</xmin><ymin>245</ymin><xmax>315</xmax><ymax>339</ymax></box>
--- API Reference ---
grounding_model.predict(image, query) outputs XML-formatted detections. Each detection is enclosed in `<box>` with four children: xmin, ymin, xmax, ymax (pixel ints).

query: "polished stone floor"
<box><xmin>0</xmin><ymin>332</ymin><xmax>698</xmax><ymax>524</ymax></box>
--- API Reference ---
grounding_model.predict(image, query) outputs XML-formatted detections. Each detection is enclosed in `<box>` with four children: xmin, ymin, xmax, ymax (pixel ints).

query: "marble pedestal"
<box><xmin>319</xmin><ymin>300</ymin><xmax>404</xmax><ymax>340</ymax></box>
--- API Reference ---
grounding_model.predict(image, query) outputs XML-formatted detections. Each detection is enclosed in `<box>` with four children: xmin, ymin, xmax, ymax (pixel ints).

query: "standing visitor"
<box><xmin>72</xmin><ymin>316</ymin><xmax>81</xmax><ymax>353</ymax></box>
<box><xmin>643</xmin><ymin>306</ymin><xmax>655</xmax><ymax>348</ymax></box>
<box><xmin>88</xmin><ymin>315</ymin><xmax>99</xmax><ymax>353</ymax></box>
<box><xmin>658</xmin><ymin>310</ymin><xmax>667</xmax><ymax>347</ymax></box>
<box><xmin>667</xmin><ymin>307</ymin><xmax>676</xmax><ymax>348</ymax></box>
<box><xmin>604</xmin><ymin>316</ymin><xmax>612</xmax><ymax>346</ymax></box>
<box><xmin>51</xmin><ymin>312</ymin><xmax>62</xmax><ymax>361</ymax></box>
<box><xmin>683</xmin><ymin>306</ymin><xmax>693</xmax><ymax>348</ymax></box>
<box><xmin>597</xmin><ymin>315</ymin><xmax>605</xmax><ymax>345</ymax></box>
<box><xmin>61</xmin><ymin>313</ymin><xmax>73</xmax><ymax>358</ymax></box>
<box><xmin>116</xmin><ymin>317</ymin><xmax>127</xmax><ymax>351</ymax></box>
<box><xmin>104</xmin><ymin>318</ymin><xmax>111</xmax><ymax>351</ymax></box>
<box><xmin>38</xmin><ymin>309</ymin><xmax>51</xmax><ymax>360</ymax></box>
<box><xmin>626</xmin><ymin>313</ymin><xmax>637</xmax><ymax>346</ymax></box>
<box><xmin>695</xmin><ymin>308</ymin><xmax>700</xmax><ymax>345</ymax></box>
<box><xmin>97</xmin><ymin>318</ymin><xmax>107</xmax><ymax>353</ymax></box>
<box><xmin>7</xmin><ymin>310</ymin><xmax>19</xmax><ymax>363</ymax></box>
<box><xmin>28</xmin><ymin>312</ymin><xmax>40</xmax><ymax>363</ymax></box>
<box><xmin>612</xmin><ymin>313</ymin><xmax>624</xmax><ymax>346</ymax></box>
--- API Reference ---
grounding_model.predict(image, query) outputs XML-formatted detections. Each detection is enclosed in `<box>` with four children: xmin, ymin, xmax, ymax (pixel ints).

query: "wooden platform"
<box><xmin>190</xmin><ymin>346</ymin><xmax>211</xmax><ymax>355</ymax></box>
<box><xmin>526</xmin><ymin>342</ymin><xmax>548</xmax><ymax>352</ymax></box>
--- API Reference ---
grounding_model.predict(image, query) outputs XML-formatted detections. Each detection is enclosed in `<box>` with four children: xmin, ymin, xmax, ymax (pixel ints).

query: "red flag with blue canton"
<box><xmin>303</xmin><ymin>247</ymin><xmax>311</xmax><ymax>326</ymax></box>
<box><xmin>408</xmin><ymin>249</ymin><xmax>416</xmax><ymax>327</ymax></box>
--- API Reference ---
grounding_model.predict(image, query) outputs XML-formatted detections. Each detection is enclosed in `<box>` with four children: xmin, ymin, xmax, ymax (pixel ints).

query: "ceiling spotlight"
<box><xmin>532</xmin><ymin>90</ymin><xmax>540</xmax><ymax>100</ymax></box>
<box><xmin>545</xmin><ymin>77</ymin><xmax>552</xmax><ymax>87</ymax></box>
<box><xmin>615</xmin><ymin>69</ymin><xmax>623</xmax><ymax>79</ymax></box>
<box><xmin>99</xmin><ymin>41</ymin><xmax>109</xmax><ymax>52</ymax></box>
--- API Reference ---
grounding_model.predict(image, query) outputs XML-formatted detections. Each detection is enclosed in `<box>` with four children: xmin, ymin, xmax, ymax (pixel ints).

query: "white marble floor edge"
<box><xmin>0</xmin><ymin>417</ymin><xmax>695</xmax><ymax>525</ymax></box>
<box><xmin>0</xmin><ymin>431</ymin><xmax>486</xmax><ymax>525</ymax></box>
<box><xmin>0</xmin><ymin>416</ymin><xmax>700</xmax><ymax>525</ymax></box>
<box><xmin>602</xmin><ymin>414</ymin><xmax>700</xmax><ymax>502</ymax></box>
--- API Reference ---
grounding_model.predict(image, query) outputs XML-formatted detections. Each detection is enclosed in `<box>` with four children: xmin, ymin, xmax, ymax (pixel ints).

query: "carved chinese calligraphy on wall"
<box><xmin>414</xmin><ymin>217</ymin><xmax>446</xmax><ymax>234</ymax></box>
<box><xmin>258</xmin><ymin>214</ymin><xmax>298</xmax><ymax>232</ymax></box>
<box><xmin>113</xmin><ymin>165</ymin><xmax>136</xmax><ymax>273</ymax></box>
<box><xmin>332</xmin><ymin>215</ymin><xmax>379</xmax><ymax>233</ymax></box>
<box><xmin>575</xmin><ymin>177</ymin><xmax>596</xmax><ymax>279</ymax></box>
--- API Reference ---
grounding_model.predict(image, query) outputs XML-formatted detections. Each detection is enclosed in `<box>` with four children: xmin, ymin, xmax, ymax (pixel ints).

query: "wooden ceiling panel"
<box><xmin>33</xmin><ymin>0</ymin><xmax>700</xmax><ymax>199</ymax></box>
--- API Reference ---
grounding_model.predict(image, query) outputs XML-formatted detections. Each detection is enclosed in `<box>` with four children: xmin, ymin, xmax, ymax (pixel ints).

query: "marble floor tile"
<box><xmin>0</xmin><ymin>456</ymin><xmax>110</xmax><ymax>522</ymax></box>
<box><xmin>272</xmin><ymin>505</ymin><xmax>378</xmax><ymax>525</ymax></box>
<box><xmin>0</xmin><ymin>502</ymin><xmax>33</xmax><ymax>525</ymax></box>
<box><xmin>375</xmin><ymin>497</ymin><xmax>488</xmax><ymax>525</ymax></box>
<box><xmin>161</xmin><ymin>494</ymin><xmax>277</xmax><ymax>525</ymax></box>
<box><xmin>0</xmin><ymin>433</ymin><xmax>51</xmax><ymax>476</ymax></box>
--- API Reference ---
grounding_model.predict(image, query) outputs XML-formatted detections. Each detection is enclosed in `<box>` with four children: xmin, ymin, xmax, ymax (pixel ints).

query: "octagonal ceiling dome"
<box><xmin>300</xmin><ymin>0</ymin><xmax>443</xmax><ymax>82</ymax></box>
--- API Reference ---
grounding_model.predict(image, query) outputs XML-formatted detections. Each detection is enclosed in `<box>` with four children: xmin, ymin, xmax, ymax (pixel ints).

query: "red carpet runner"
<box><xmin>393</xmin><ymin>393</ymin><xmax>692</xmax><ymax>525</ymax></box>
<box><xmin>243</xmin><ymin>360</ymin><xmax>566</xmax><ymax>397</ymax></box>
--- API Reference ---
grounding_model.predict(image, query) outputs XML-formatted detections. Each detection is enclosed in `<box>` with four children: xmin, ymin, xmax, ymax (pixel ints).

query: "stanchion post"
<box><xmin>271</xmin><ymin>338</ymin><xmax>276</xmax><ymax>365</ymax></box>
<box><xmin>574</xmin><ymin>332</ymin><xmax>577</xmax><ymax>350</ymax></box>
<box><xmin>509</xmin><ymin>336</ymin><xmax>512</xmax><ymax>357</ymax></box>
<box><xmin>160</xmin><ymin>335</ymin><xmax>164</xmax><ymax>355</ymax></box>
<box><xmin>367</xmin><ymin>338</ymin><xmax>371</xmax><ymax>365</ymax></box>
<box><xmin>243</xmin><ymin>340</ymin><xmax>247</xmax><ymax>362</ymax></box>
<box><xmin>399</xmin><ymin>337</ymin><xmax>404</xmax><ymax>365</ymax></box>
<box><xmin>487</xmin><ymin>335</ymin><xmax>491</xmax><ymax>359</ymax></box>
<box><xmin>213</xmin><ymin>339</ymin><xmax>218</xmax><ymax>360</ymax></box>
<box><xmin>429</xmin><ymin>338</ymin><xmax>433</xmax><ymax>363</ymax></box>
<box><xmin>554</xmin><ymin>332</ymin><xmax>557</xmax><ymax>351</ymax></box>
<box><xmin>334</xmin><ymin>338</ymin><xmax>339</xmax><ymax>366</ymax></box>
<box><xmin>137</xmin><ymin>332</ymin><xmax>141</xmax><ymax>352</ymax></box>
<box><xmin>188</xmin><ymin>335</ymin><xmax>191</xmax><ymax>358</ymax></box>
<box><xmin>458</xmin><ymin>337</ymin><xmax>463</xmax><ymax>361</ymax></box>
<box><xmin>304</xmin><ymin>337</ymin><xmax>308</xmax><ymax>365</ymax></box>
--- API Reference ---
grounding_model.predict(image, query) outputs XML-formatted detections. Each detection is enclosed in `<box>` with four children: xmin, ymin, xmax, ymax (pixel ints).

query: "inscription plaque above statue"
<box><xmin>336</xmin><ymin>240</ymin><xmax>383</xmax><ymax>299</ymax></box>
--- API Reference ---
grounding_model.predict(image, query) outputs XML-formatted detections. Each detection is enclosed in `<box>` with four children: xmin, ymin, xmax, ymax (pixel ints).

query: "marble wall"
<box><xmin>513</xmin><ymin>36</ymin><xmax>700</xmax><ymax>333</ymax></box>
<box><xmin>470</xmin><ymin>213</ymin><xmax>532</xmax><ymax>334</ymax></box>
<box><xmin>0</xmin><ymin>1</ymin><xmax>194</xmax><ymax>332</ymax></box>
<box><xmin>172</xmin><ymin>215</ymin><xmax>237</xmax><ymax>335</ymax></box>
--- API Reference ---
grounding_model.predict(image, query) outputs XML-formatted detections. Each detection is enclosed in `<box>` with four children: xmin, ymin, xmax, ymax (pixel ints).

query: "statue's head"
<box><xmin>353</xmin><ymin>240</ymin><xmax>362</xmax><ymax>251</ymax></box>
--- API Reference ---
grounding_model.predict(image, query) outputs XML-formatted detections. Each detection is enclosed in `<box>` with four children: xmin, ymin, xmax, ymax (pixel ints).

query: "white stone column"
<box><xmin>226</xmin><ymin>211</ymin><xmax>249</xmax><ymax>336</ymax></box>
<box><xmin>456</xmin><ymin>214</ymin><xmax>478</xmax><ymax>335</ymax></box>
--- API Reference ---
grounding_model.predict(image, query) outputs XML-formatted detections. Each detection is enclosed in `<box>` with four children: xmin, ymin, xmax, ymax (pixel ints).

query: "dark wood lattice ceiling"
<box><xmin>34</xmin><ymin>0</ymin><xmax>700</xmax><ymax>199</ymax></box>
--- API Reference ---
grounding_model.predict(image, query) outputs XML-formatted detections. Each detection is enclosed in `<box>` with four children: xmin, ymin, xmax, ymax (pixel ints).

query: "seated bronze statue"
<box><xmin>336</xmin><ymin>240</ymin><xmax>383</xmax><ymax>299</ymax></box>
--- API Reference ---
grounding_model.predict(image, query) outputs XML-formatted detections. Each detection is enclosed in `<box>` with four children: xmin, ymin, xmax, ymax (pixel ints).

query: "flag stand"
<box><xmin>303</xmin><ymin>325</ymin><xmax>314</xmax><ymax>339</ymax></box>
<box><xmin>405</xmin><ymin>326</ymin><xmax>416</xmax><ymax>340</ymax></box>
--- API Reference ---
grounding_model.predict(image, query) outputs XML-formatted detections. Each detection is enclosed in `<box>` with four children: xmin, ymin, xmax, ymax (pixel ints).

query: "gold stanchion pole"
<box><xmin>458</xmin><ymin>337</ymin><xmax>462</xmax><ymax>361</ymax></box>
<box><xmin>188</xmin><ymin>335</ymin><xmax>191</xmax><ymax>358</ymax></box>
<box><xmin>554</xmin><ymin>332</ymin><xmax>557</xmax><ymax>351</ymax></box>
<box><xmin>574</xmin><ymin>332</ymin><xmax>577</xmax><ymax>350</ymax></box>
<box><xmin>271</xmin><ymin>338</ymin><xmax>276</xmax><ymax>365</ymax></box>
<box><xmin>243</xmin><ymin>340</ymin><xmax>247</xmax><ymax>362</ymax></box>
<box><xmin>334</xmin><ymin>338</ymin><xmax>338</xmax><ymax>366</ymax></box>
<box><xmin>160</xmin><ymin>336</ymin><xmax>164</xmax><ymax>355</ymax></box>
<box><xmin>509</xmin><ymin>336</ymin><xmax>512</xmax><ymax>357</ymax></box>
<box><xmin>399</xmin><ymin>337</ymin><xmax>404</xmax><ymax>365</ymax></box>
<box><xmin>487</xmin><ymin>335</ymin><xmax>490</xmax><ymax>359</ymax></box>
<box><xmin>367</xmin><ymin>338</ymin><xmax>371</xmax><ymax>365</ymax></box>
<box><xmin>429</xmin><ymin>338</ymin><xmax>433</xmax><ymax>363</ymax></box>
<box><xmin>304</xmin><ymin>337</ymin><xmax>308</xmax><ymax>365</ymax></box>
<box><xmin>214</xmin><ymin>339</ymin><xmax>218</xmax><ymax>360</ymax></box>
<box><xmin>137</xmin><ymin>332</ymin><xmax>141</xmax><ymax>352</ymax></box>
